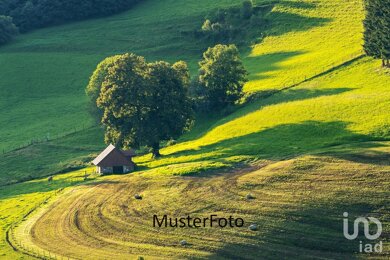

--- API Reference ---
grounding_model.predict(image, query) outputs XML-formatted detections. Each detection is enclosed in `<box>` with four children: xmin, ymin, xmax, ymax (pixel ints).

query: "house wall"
<box><xmin>98</xmin><ymin>166</ymin><xmax>113</xmax><ymax>174</ymax></box>
<box><xmin>98</xmin><ymin>165</ymin><xmax>134</xmax><ymax>174</ymax></box>
<box><xmin>124</xmin><ymin>165</ymin><xmax>134</xmax><ymax>173</ymax></box>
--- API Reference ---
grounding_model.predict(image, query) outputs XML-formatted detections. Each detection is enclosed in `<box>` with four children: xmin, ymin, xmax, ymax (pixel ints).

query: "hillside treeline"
<box><xmin>0</xmin><ymin>0</ymin><xmax>143</xmax><ymax>32</ymax></box>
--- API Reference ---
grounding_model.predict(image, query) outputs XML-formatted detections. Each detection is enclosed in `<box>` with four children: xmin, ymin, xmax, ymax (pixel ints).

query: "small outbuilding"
<box><xmin>92</xmin><ymin>144</ymin><xmax>136</xmax><ymax>174</ymax></box>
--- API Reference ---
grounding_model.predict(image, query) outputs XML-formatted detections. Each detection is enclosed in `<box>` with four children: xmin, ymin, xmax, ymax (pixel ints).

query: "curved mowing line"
<box><xmin>16</xmin><ymin>155</ymin><xmax>390</xmax><ymax>259</ymax></box>
<box><xmin>9</xmin><ymin>187</ymin><xmax>84</xmax><ymax>260</ymax></box>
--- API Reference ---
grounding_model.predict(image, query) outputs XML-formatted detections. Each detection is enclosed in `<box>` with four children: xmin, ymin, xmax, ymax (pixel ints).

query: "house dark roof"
<box><xmin>93</xmin><ymin>144</ymin><xmax>135</xmax><ymax>167</ymax></box>
<box><xmin>121</xmin><ymin>149</ymin><xmax>136</xmax><ymax>157</ymax></box>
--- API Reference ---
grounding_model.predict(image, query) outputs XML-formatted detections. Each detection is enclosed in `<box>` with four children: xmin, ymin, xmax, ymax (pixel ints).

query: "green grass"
<box><xmin>0</xmin><ymin>127</ymin><xmax>104</xmax><ymax>186</ymax></box>
<box><xmin>1</xmin><ymin>0</ymin><xmax>381</xmax><ymax>182</ymax></box>
<box><xmin>0</xmin><ymin>0</ymin><xmax>366</xmax><ymax>153</ymax></box>
<box><xmin>0</xmin><ymin>0</ymin><xmax>241</xmax><ymax>153</ymax></box>
<box><xmin>244</xmin><ymin>0</ymin><xmax>365</xmax><ymax>92</ymax></box>
<box><xmin>0</xmin><ymin>0</ymin><xmax>389</xmax><ymax>258</ymax></box>
<box><xmin>135</xmin><ymin>57</ymin><xmax>390</xmax><ymax>175</ymax></box>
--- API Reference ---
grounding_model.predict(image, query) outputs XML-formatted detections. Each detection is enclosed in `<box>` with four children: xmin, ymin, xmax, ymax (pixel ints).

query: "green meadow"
<box><xmin>0</xmin><ymin>0</ymin><xmax>389</xmax><ymax>258</ymax></box>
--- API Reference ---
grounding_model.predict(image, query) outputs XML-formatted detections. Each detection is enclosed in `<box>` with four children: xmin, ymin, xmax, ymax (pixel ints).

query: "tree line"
<box><xmin>193</xmin><ymin>0</ymin><xmax>272</xmax><ymax>45</ymax></box>
<box><xmin>363</xmin><ymin>0</ymin><xmax>390</xmax><ymax>67</ymax></box>
<box><xmin>86</xmin><ymin>44</ymin><xmax>248</xmax><ymax>158</ymax></box>
<box><xmin>0</xmin><ymin>0</ymin><xmax>143</xmax><ymax>44</ymax></box>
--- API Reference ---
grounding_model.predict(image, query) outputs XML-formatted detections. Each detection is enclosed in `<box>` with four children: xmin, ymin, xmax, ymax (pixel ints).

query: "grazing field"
<box><xmin>0</xmin><ymin>0</ymin><xmax>389</xmax><ymax>258</ymax></box>
<box><xmin>0</xmin><ymin>0</ymin><xmax>240</xmax><ymax>153</ymax></box>
<box><xmin>0</xmin><ymin>0</ymin><xmax>376</xmax><ymax>184</ymax></box>
<box><xmin>0</xmin><ymin>0</ymin><xmax>365</xmax><ymax>153</ymax></box>
<box><xmin>0</xmin><ymin>127</ymin><xmax>104</xmax><ymax>186</ymax></box>
<box><xmin>135</xmin><ymin>57</ymin><xmax>390</xmax><ymax>175</ymax></box>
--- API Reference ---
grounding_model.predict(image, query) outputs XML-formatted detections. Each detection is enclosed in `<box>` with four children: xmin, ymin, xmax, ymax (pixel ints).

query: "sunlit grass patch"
<box><xmin>144</xmin><ymin>161</ymin><xmax>230</xmax><ymax>176</ymax></box>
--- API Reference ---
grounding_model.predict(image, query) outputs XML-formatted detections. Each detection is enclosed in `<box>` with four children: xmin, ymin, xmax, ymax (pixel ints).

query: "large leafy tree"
<box><xmin>198</xmin><ymin>44</ymin><xmax>248</xmax><ymax>109</ymax></box>
<box><xmin>96</xmin><ymin>53</ymin><xmax>193</xmax><ymax>158</ymax></box>
<box><xmin>363</xmin><ymin>0</ymin><xmax>390</xmax><ymax>67</ymax></box>
<box><xmin>86</xmin><ymin>55</ymin><xmax>122</xmax><ymax>121</ymax></box>
<box><xmin>0</xmin><ymin>15</ymin><xmax>18</xmax><ymax>45</ymax></box>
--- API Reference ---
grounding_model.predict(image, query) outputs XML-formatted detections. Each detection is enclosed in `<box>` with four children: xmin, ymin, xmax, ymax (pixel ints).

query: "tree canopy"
<box><xmin>86</xmin><ymin>55</ymin><xmax>122</xmax><ymax>121</ymax></box>
<box><xmin>198</xmin><ymin>44</ymin><xmax>248</xmax><ymax>110</ymax></box>
<box><xmin>95</xmin><ymin>53</ymin><xmax>193</xmax><ymax>158</ymax></box>
<box><xmin>363</xmin><ymin>0</ymin><xmax>390</xmax><ymax>67</ymax></box>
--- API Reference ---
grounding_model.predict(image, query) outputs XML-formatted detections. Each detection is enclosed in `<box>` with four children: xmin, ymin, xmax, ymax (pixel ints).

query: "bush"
<box><xmin>201</xmin><ymin>19</ymin><xmax>212</xmax><ymax>32</ymax></box>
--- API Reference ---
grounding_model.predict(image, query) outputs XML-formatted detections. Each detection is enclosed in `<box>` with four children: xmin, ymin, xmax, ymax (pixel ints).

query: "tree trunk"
<box><xmin>386</xmin><ymin>59</ymin><xmax>390</xmax><ymax>68</ymax></box>
<box><xmin>382</xmin><ymin>59</ymin><xmax>386</xmax><ymax>67</ymax></box>
<box><xmin>152</xmin><ymin>143</ymin><xmax>161</xmax><ymax>159</ymax></box>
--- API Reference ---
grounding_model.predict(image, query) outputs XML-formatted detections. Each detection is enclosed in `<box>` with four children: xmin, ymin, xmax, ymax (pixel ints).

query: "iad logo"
<box><xmin>343</xmin><ymin>212</ymin><xmax>383</xmax><ymax>253</ymax></box>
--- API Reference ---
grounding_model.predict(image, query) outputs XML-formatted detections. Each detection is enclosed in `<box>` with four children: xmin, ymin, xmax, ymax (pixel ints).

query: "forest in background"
<box><xmin>0</xmin><ymin>0</ymin><xmax>143</xmax><ymax>32</ymax></box>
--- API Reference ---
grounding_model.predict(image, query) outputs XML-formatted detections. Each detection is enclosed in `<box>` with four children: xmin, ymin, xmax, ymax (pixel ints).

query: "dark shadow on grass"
<box><xmin>205</xmin><ymin>200</ymin><xmax>385</xmax><ymax>259</ymax></box>
<box><xmin>0</xmin><ymin>175</ymin><xmax>123</xmax><ymax>200</ymax></box>
<box><xmin>148</xmin><ymin>119</ymin><xmax>379</xmax><ymax>172</ymax></box>
<box><xmin>244</xmin><ymin>51</ymin><xmax>306</xmax><ymax>81</ymax></box>
<box><xmin>266</xmin><ymin>11</ymin><xmax>331</xmax><ymax>38</ymax></box>
<box><xmin>181</xmin><ymin>0</ymin><xmax>331</xmax><ymax>64</ymax></box>
<box><xmin>322</xmin><ymin>148</ymin><xmax>390</xmax><ymax>166</ymax></box>
<box><xmin>0</xmin><ymin>127</ymin><xmax>105</xmax><ymax>186</ymax></box>
<box><xmin>162</xmin><ymin>87</ymin><xmax>354</xmax><ymax>158</ymax></box>
<box><xmin>203</xmin><ymin>151</ymin><xmax>388</xmax><ymax>259</ymax></box>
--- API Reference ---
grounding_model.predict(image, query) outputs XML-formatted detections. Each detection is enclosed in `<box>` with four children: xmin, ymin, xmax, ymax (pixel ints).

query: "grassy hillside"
<box><xmin>244</xmin><ymin>0</ymin><xmax>365</xmax><ymax>92</ymax></box>
<box><xmin>0</xmin><ymin>0</ymin><xmax>240</xmax><ymax>153</ymax></box>
<box><xmin>0</xmin><ymin>0</ymin><xmax>365</xmax><ymax>153</ymax></box>
<box><xmin>134</xmin><ymin>57</ymin><xmax>390</xmax><ymax>175</ymax></box>
<box><xmin>0</xmin><ymin>127</ymin><xmax>104</xmax><ymax>185</ymax></box>
<box><xmin>0</xmin><ymin>0</ymin><xmax>375</xmax><ymax>185</ymax></box>
<box><xmin>0</xmin><ymin>0</ymin><xmax>389</xmax><ymax>258</ymax></box>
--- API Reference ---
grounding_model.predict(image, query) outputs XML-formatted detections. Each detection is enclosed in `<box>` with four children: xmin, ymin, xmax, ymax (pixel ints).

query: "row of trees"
<box><xmin>363</xmin><ymin>0</ymin><xmax>390</xmax><ymax>67</ymax></box>
<box><xmin>86</xmin><ymin>44</ymin><xmax>247</xmax><ymax>157</ymax></box>
<box><xmin>0</xmin><ymin>0</ymin><xmax>143</xmax><ymax>33</ymax></box>
<box><xmin>197</xmin><ymin>0</ymin><xmax>269</xmax><ymax>44</ymax></box>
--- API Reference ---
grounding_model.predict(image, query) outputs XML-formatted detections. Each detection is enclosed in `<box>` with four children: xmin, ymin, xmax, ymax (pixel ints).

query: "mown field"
<box><xmin>0</xmin><ymin>168</ymin><xmax>98</xmax><ymax>259</ymax></box>
<box><xmin>0</xmin><ymin>0</ymin><xmax>389</xmax><ymax>259</ymax></box>
<box><xmin>11</xmin><ymin>146</ymin><xmax>390</xmax><ymax>259</ymax></box>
